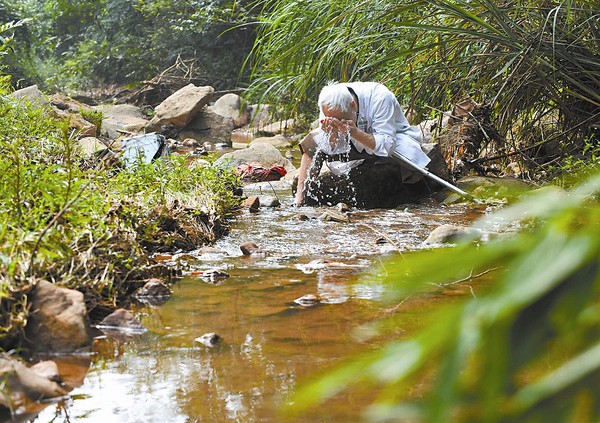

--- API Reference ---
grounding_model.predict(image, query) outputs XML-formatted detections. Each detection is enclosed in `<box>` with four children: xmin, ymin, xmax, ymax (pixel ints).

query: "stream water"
<box><xmin>32</xmin><ymin>160</ymin><xmax>488</xmax><ymax>422</ymax></box>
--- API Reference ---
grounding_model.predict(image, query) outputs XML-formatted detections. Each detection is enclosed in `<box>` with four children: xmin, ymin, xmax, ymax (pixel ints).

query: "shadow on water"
<box><xmin>33</xmin><ymin>190</ymin><xmax>488</xmax><ymax>422</ymax></box>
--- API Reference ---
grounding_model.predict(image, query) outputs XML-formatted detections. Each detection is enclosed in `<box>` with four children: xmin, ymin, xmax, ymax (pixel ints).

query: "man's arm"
<box><xmin>295</xmin><ymin>152</ymin><xmax>312</xmax><ymax>206</ymax></box>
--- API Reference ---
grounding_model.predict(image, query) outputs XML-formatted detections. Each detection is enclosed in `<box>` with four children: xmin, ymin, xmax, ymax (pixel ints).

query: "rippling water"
<box><xmin>34</xmin><ymin>189</ymin><xmax>487</xmax><ymax>423</ymax></box>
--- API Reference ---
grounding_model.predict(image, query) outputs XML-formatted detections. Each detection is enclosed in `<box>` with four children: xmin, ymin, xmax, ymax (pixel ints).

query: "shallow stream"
<box><xmin>34</xmin><ymin>186</ymin><xmax>487</xmax><ymax>422</ymax></box>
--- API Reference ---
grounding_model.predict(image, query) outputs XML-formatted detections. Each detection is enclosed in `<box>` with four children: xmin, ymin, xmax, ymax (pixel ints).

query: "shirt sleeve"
<box><xmin>355</xmin><ymin>89</ymin><xmax>398</xmax><ymax>157</ymax></box>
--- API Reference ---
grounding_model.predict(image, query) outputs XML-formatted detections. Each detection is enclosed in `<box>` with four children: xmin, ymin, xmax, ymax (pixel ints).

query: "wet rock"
<box><xmin>295</xmin><ymin>259</ymin><xmax>364</xmax><ymax>274</ymax></box>
<box><xmin>244</xmin><ymin>196</ymin><xmax>260</xmax><ymax>213</ymax></box>
<box><xmin>25</xmin><ymin>280</ymin><xmax>92</xmax><ymax>354</ymax></box>
<box><xmin>182</xmin><ymin>138</ymin><xmax>200</xmax><ymax>147</ymax></box>
<box><xmin>194</xmin><ymin>332</ymin><xmax>222</xmax><ymax>348</ymax></box>
<box><xmin>133</xmin><ymin>279</ymin><xmax>172</xmax><ymax>306</ymax></box>
<box><xmin>98</xmin><ymin>309</ymin><xmax>144</xmax><ymax>331</ymax></box>
<box><xmin>201</xmin><ymin>268</ymin><xmax>230</xmax><ymax>282</ymax></box>
<box><xmin>295</xmin><ymin>213</ymin><xmax>310</xmax><ymax>221</ymax></box>
<box><xmin>319</xmin><ymin>210</ymin><xmax>350</xmax><ymax>223</ymax></box>
<box><xmin>240</xmin><ymin>242</ymin><xmax>264</xmax><ymax>256</ymax></box>
<box><xmin>0</xmin><ymin>356</ymin><xmax>67</xmax><ymax>410</ymax></box>
<box><xmin>258</xmin><ymin>195</ymin><xmax>280</xmax><ymax>208</ymax></box>
<box><xmin>294</xmin><ymin>294</ymin><xmax>321</xmax><ymax>307</ymax></box>
<box><xmin>336</xmin><ymin>203</ymin><xmax>350</xmax><ymax>212</ymax></box>
<box><xmin>424</xmin><ymin>224</ymin><xmax>483</xmax><ymax>245</ymax></box>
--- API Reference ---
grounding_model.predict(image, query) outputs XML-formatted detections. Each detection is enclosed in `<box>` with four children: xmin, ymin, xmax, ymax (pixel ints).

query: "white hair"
<box><xmin>318</xmin><ymin>82</ymin><xmax>354</xmax><ymax>113</ymax></box>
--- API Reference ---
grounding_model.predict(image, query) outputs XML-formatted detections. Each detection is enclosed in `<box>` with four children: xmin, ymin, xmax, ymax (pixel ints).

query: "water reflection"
<box><xmin>34</xmin><ymin>193</ymin><xmax>485</xmax><ymax>422</ymax></box>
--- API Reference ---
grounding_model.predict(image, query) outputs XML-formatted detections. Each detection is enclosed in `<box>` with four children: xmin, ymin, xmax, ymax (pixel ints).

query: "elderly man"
<box><xmin>294</xmin><ymin>81</ymin><xmax>431</xmax><ymax>207</ymax></box>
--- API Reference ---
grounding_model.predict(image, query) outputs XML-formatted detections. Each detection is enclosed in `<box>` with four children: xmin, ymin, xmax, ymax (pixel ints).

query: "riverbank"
<box><xmin>0</xmin><ymin>85</ymin><xmax>242</xmax><ymax>355</ymax></box>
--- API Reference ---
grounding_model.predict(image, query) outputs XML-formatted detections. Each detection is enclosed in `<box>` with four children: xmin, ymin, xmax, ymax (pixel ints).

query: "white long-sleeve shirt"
<box><xmin>318</xmin><ymin>82</ymin><xmax>431</xmax><ymax>171</ymax></box>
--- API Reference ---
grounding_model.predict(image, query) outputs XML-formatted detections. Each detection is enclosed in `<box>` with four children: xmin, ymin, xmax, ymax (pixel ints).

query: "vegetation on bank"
<box><xmin>0</xmin><ymin>79</ymin><xmax>242</xmax><ymax>350</ymax></box>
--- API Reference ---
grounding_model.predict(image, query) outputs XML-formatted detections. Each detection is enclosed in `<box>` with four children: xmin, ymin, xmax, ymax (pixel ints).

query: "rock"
<box><xmin>336</xmin><ymin>203</ymin><xmax>350</xmax><ymax>212</ymax></box>
<box><xmin>248</xmin><ymin>104</ymin><xmax>272</xmax><ymax>129</ymax></box>
<box><xmin>417</xmin><ymin>114</ymin><xmax>451</xmax><ymax>142</ymax></box>
<box><xmin>244</xmin><ymin>195</ymin><xmax>260</xmax><ymax>212</ymax></box>
<box><xmin>194</xmin><ymin>332</ymin><xmax>222</xmax><ymax>348</ymax></box>
<box><xmin>52</xmin><ymin>108</ymin><xmax>97</xmax><ymax>137</ymax></box>
<box><xmin>209</xmin><ymin>93</ymin><xmax>248</xmax><ymax>128</ymax></box>
<box><xmin>294</xmin><ymin>294</ymin><xmax>321</xmax><ymax>306</ymax></box>
<box><xmin>423</xmin><ymin>224</ymin><xmax>483</xmax><ymax>245</ymax></box>
<box><xmin>95</xmin><ymin>104</ymin><xmax>149</xmax><ymax>139</ymax></box>
<box><xmin>134</xmin><ymin>278</ymin><xmax>171</xmax><ymax>299</ymax></box>
<box><xmin>146</xmin><ymin>84</ymin><xmax>214</xmax><ymax>132</ymax></box>
<box><xmin>240</xmin><ymin>242</ymin><xmax>264</xmax><ymax>256</ymax></box>
<box><xmin>182</xmin><ymin>138</ymin><xmax>200</xmax><ymax>147</ymax></box>
<box><xmin>11</xmin><ymin>85</ymin><xmax>49</xmax><ymax>108</ymax></box>
<box><xmin>319</xmin><ymin>210</ymin><xmax>350</xmax><ymax>223</ymax></box>
<box><xmin>78</xmin><ymin>136</ymin><xmax>108</xmax><ymax>157</ymax></box>
<box><xmin>201</xmin><ymin>268</ymin><xmax>230</xmax><ymax>283</ymax></box>
<box><xmin>180</xmin><ymin>107</ymin><xmax>235</xmax><ymax>146</ymax></box>
<box><xmin>0</xmin><ymin>356</ymin><xmax>67</xmax><ymax>410</ymax></box>
<box><xmin>98</xmin><ymin>309</ymin><xmax>144</xmax><ymax>331</ymax></box>
<box><xmin>255</xmin><ymin>119</ymin><xmax>297</xmax><ymax>136</ymax></box>
<box><xmin>249</xmin><ymin>134</ymin><xmax>293</xmax><ymax>149</ymax></box>
<box><xmin>215</xmin><ymin>143</ymin><xmax>293</xmax><ymax>171</ymax></box>
<box><xmin>258</xmin><ymin>195</ymin><xmax>280</xmax><ymax>208</ymax></box>
<box><xmin>24</xmin><ymin>280</ymin><xmax>92</xmax><ymax>354</ymax></box>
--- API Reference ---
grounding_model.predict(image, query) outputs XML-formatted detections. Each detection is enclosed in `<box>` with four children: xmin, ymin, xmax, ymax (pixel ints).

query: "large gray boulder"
<box><xmin>146</xmin><ymin>84</ymin><xmax>214</xmax><ymax>132</ymax></box>
<box><xmin>24</xmin><ymin>280</ymin><xmax>92</xmax><ymax>354</ymax></box>
<box><xmin>179</xmin><ymin>108</ymin><xmax>235</xmax><ymax>146</ymax></box>
<box><xmin>95</xmin><ymin>104</ymin><xmax>149</xmax><ymax>139</ymax></box>
<box><xmin>208</xmin><ymin>93</ymin><xmax>248</xmax><ymax>128</ymax></box>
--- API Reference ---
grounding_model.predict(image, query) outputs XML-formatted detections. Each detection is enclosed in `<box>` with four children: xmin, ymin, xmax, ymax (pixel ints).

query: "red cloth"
<box><xmin>236</xmin><ymin>163</ymin><xmax>287</xmax><ymax>182</ymax></box>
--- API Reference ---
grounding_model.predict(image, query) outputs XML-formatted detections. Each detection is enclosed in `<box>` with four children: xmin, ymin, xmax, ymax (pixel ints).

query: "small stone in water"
<box><xmin>195</xmin><ymin>332</ymin><xmax>222</xmax><ymax>347</ymax></box>
<box><xmin>319</xmin><ymin>210</ymin><xmax>349</xmax><ymax>223</ymax></box>
<box><xmin>294</xmin><ymin>294</ymin><xmax>321</xmax><ymax>307</ymax></box>
<box><xmin>336</xmin><ymin>202</ymin><xmax>350</xmax><ymax>212</ymax></box>
<box><xmin>240</xmin><ymin>242</ymin><xmax>264</xmax><ymax>256</ymax></box>
<box><xmin>201</xmin><ymin>268</ymin><xmax>230</xmax><ymax>281</ymax></box>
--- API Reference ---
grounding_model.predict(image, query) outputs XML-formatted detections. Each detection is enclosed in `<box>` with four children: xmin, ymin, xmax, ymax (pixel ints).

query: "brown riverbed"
<box><xmin>32</xmin><ymin>190</ymin><xmax>488</xmax><ymax>422</ymax></box>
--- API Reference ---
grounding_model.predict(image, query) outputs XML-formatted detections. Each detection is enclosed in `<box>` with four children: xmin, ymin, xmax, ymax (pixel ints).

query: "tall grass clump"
<box><xmin>246</xmin><ymin>0</ymin><xmax>599</xmax><ymax>174</ymax></box>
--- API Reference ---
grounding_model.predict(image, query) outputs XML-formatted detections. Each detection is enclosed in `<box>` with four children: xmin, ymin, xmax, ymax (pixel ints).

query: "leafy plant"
<box><xmin>290</xmin><ymin>170</ymin><xmax>600</xmax><ymax>422</ymax></box>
